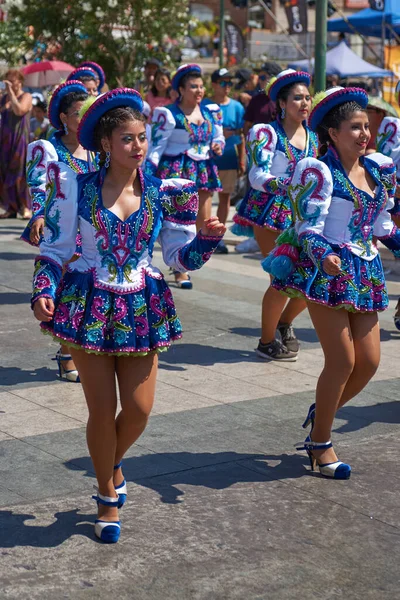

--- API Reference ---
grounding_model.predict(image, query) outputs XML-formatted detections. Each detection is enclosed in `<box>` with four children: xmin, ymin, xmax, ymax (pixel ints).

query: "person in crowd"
<box><xmin>22</xmin><ymin>80</ymin><xmax>98</xmax><ymax>383</ymax></box>
<box><xmin>205</xmin><ymin>68</ymin><xmax>245</xmax><ymax>254</ymax></box>
<box><xmin>67</xmin><ymin>67</ymin><xmax>99</xmax><ymax>97</ymax></box>
<box><xmin>0</xmin><ymin>69</ymin><xmax>32</xmax><ymax>219</ymax></box>
<box><xmin>212</xmin><ymin>27</ymin><xmax>220</xmax><ymax>63</ymax></box>
<box><xmin>31</xmin><ymin>88</ymin><xmax>226</xmax><ymax>543</ymax></box>
<box><xmin>232</xmin><ymin>69</ymin><xmax>317</xmax><ymax>361</ymax></box>
<box><xmin>233</xmin><ymin>68</ymin><xmax>259</xmax><ymax>109</ymax></box>
<box><xmin>265</xmin><ymin>87</ymin><xmax>400</xmax><ymax>478</ymax></box>
<box><xmin>145</xmin><ymin>68</ymin><xmax>172</xmax><ymax>114</ymax></box>
<box><xmin>142</xmin><ymin>58</ymin><xmax>162</xmax><ymax>93</ymax></box>
<box><xmin>243</xmin><ymin>62</ymin><xmax>280</xmax><ymax>136</ymax></box>
<box><xmin>146</xmin><ymin>63</ymin><xmax>224</xmax><ymax>288</ymax></box>
<box><xmin>79</xmin><ymin>61</ymin><xmax>106</xmax><ymax>93</ymax></box>
<box><xmin>369</xmin><ymin>85</ymin><xmax>400</xmax><ymax>329</ymax></box>
<box><xmin>30</xmin><ymin>100</ymin><xmax>50</xmax><ymax>141</ymax></box>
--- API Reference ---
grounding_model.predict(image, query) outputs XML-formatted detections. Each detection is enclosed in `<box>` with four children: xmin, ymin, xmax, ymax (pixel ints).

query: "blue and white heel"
<box><xmin>53</xmin><ymin>350</ymin><xmax>80</xmax><ymax>383</ymax></box>
<box><xmin>114</xmin><ymin>462</ymin><xmax>127</xmax><ymax>508</ymax></box>
<box><xmin>302</xmin><ymin>403</ymin><xmax>316</xmax><ymax>431</ymax></box>
<box><xmin>296</xmin><ymin>436</ymin><xmax>351</xmax><ymax>480</ymax></box>
<box><xmin>92</xmin><ymin>490</ymin><xmax>121</xmax><ymax>543</ymax></box>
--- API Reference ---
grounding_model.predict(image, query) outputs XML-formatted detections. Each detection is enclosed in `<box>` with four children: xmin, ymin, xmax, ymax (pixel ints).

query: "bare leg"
<box><xmin>217</xmin><ymin>192</ymin><xmax>230</xmax><ymax>225</ymax></box>
<box><xmin>113</xmin><ymin>353</ymin><xmax>158</xmax><ymax>487</ymax></box>
<box><xmin>69</xmin><ymin>348</ymin><xmax>119</xmax><ymax>522</ymax></box>
<box><xmin>254</xmin><ymin>225</ymin><xmax>306</xmax><ymax>343</ymax></box>
<box><xmin>307</xmin><ymin>303</ymin><xmax>355</xmax><ymax>464</ymax></box>
<box><xmin>337</xmin><ymin>312</ymin><xmax>380</xmax><ymax>409</ymax></box>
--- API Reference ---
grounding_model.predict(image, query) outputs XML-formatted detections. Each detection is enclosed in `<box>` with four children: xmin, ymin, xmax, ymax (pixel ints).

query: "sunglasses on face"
<box><xmin>258</xmin><ymin>75</ymin><xmax>268</xmax><ymax>81</ymax></box>
<box><xmin>218</xmin><ymin>80</ymin><xmax>232</xmax><ymax>88</ymax></box>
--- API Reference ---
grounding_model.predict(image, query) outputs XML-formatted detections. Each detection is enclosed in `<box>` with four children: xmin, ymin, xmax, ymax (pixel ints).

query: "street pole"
<box><xmin>314</xmin><ymin>0</ymin><xmax>327</xmax><ymax>93</ymax></box>
<box><xmin>219</xmin><ymin>0</ymin><xmax>225</xmax><ymax>67</ymax></box>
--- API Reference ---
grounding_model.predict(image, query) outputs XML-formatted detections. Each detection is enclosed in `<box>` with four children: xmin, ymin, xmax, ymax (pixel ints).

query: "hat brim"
<box><xmin>268</xmin><ymin>72</ymin><xmax>311</xmax><ymax>101</ymax></box>
<box><xmin>77</xmin><ymin>88</ymin><xmax>144</xmax><ymax>151</ymax></box>
<box><xmin>67</xmin><ymin>67</ymin><xmax>97</xmax><ymax>83</ymax></box>
<box><xmin>172</xmin><ymin>64</ymin><xmax>202</xmax><ymax>91</ymax></box>
<box><xmin>48</xmin><ymin>81</ymin><xmax>88</xmax><ymax>130</ymax></box>
<box><xmin>309</xmin><ymin>88</ymin><xmax>368</xmax><ymax>131</ymax></box>
<box><xmin>80</xmin><ymin>62</ymin><xmax>105</xmax><ymax>91</ymax></box>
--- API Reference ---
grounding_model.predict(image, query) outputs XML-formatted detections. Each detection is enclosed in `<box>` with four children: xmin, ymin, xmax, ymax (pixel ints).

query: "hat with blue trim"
<box><xmin>66</xmin><ymin>66</ymin><xmax>97</xmax><ymax>83</ymax></box>
<box><xmin>171</xmin><ymin>63</ymin><xmax>202</xmax><ymax>91</ymax></box>
<box><xmin>79</xmin><ymin>61</ymin><xmax>106</xmax><ymax>91</ymax></box>
<box><xmin>309</xmin><ymin>86</ymin><xmax>368</xmax><ymax>131</ymax></box>
<box><xmin>77</xmin><ymin>88</ymin><xmax>144</xmax><ymax>151</ymax></box>
<box><xmin>265</xmin><ymin>68</ymin><xmax>311</xmax><ymax>102</ymax></box>
<box><xmin>48</xmin><ymin>80</ymin><xmax>88</xmax><ymax>130</ymax></box>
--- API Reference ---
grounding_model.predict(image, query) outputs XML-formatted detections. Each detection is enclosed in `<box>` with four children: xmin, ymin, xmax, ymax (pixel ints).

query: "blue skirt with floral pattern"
<box><xmin>40</xmin><ymin>271</ymin><xmax>182</xmax><ymax>355</ymax></box>
<box><xmin>271</xmin><ymin>245</ymin><xmax>388</xmax><ymax>313</ymax></box>
<box><xmin>156</xmin><ymin>154</ymin><xmax>222</xmax><ymax>192</ymax></box>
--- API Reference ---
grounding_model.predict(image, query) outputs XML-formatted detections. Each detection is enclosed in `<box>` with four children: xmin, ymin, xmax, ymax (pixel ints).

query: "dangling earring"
<box><xmin>281</xmin><ymin>107</ymin><xmax>286</xmax><ymax>120</ymax></box>
<box><xmin>105</xmin><ymin>151</ymin><xmax>111</xmax><ymax>168</ymax></box>
<box><xmin>63</xmin><ymin>122</ymin><xmax>68</xmax><ymax>135</ymax></box>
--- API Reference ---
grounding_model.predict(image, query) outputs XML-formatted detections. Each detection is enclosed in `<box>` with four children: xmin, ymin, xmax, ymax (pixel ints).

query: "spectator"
<box><xmin>243</xmin><ymin>62</ymin><xmax>281</xmax><ymax>135</ymax></box>
<box><xmin>234</xmin><ymin>68</ymin><xmax>259</xmax><ymax>108</ymax></box>
<box><xmin>143</xmin><ymin>58</ymin><xmax>162</xmax><ymax>93</ymax></box>
<box><xmin>0</xmin><ymin>69</ymin><xmax>32</xmax><ymax>219</ymax></box>
<box><xmin>205</xmin><ymin>68</ymin><xmax>245</xmax><ymax>254</ymax></box>
<box><xmin>145</xmin><ymin>68</ymin><xmax>172</xmax><ymax>114</ymax></box>
<box><xmin>30</xmin><ymin>100</ymin><xmax>50</xmax><ymax>141</ymax></box>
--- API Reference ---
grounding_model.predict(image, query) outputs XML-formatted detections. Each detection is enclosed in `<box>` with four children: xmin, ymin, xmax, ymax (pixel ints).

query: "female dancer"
<box><xmin>0</xmin><ymin>69</ymin><xmax>32</xmax><ymax>219</ymax></box>
<box><xmin>145</xmin><ymin>67</ymin><xmax>172</xmax><ymax>114</ymax></box>
<box><xmin>265</xmin><ymin>87</ymin><xmax>400</xmax><ymax>478</ymax></box>
<box><xmin>22</xmin><ymin>80</ymin><xmax>97</xmax><ymax>382</ymax></box>
<box><xmin>232</xmin><ymin>69</ymin><xmax>317</xmax><ymax>361</ymax></box>
<box><xmin>67</xmin><ymin>67</ymin><xmax>99</xmax><ymax>97</ymax></box>
<box><xmin>146</xmin><ymin>63</ymin><xmax>224</xmax><ymax>288</ymax></box>
<box><xmin>31</xmin><ymin>89</ymin><xmax>225</xmax><ymax>542</ymax></box>
<box><xmin>373</xmin><ymin>82</ymin><xmax>400</xmax><ymax>329</ymax></box>
<box><xmin>79</xmin><ymin>61</ymin><xmax>106</xmax><ymax>93</ymax></box>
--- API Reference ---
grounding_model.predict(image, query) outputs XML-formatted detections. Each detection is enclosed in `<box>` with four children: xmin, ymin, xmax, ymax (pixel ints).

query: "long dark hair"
<box><xmin>316</xmin><ymin>100</ymin><xmax>367</xmax><ymax>156</ymax></box>
<box><xmin>93</xmin><ymin>106</ymin><xmax>146</xmax><ymax>166</ymax></box>
<box><xmin>151</xmin><ymin>68</ymin><xmax>171</xmax><ymax>97</ymax></box>
<box><xmin>59</xmin><ymin>91</ymin><xmax>88</xmax><ymax>116</ymax></box>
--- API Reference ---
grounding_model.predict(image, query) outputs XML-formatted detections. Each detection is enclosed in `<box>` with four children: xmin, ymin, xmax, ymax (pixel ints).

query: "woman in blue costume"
<box><xmin>31</xmin><ymin>89</ymin><xmax>226</xmax><ymax>543</ymax></box>
<box><xmin>79</xmin><ymin>61</ymin><xmax>106</xmax><ymax>93</ymax></box>
<box><xmin>264</xmin><ymin>87</ymin><xmax>400</xmax><ymax>480</ymax></box>
<box><xmin>146</xmin><ymin>63</ymin><xmax>224</xmax><ymax>288</ymax></box>
<box><xmin>22</xmin><ymin>80</ymin><xmax>98</xmax><ymax>382</ymax></box>
<box><xmin>232</xmin><ymin>69</ymin><xmax>318</xmax><ymax>361</ymax></box>
<box><xmin>66</xmin><ymin>66</ymin><xmax>99</xmax><ymax>97</ymax></box>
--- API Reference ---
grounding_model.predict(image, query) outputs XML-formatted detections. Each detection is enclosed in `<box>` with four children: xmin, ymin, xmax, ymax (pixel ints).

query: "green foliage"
<box><xmin>10</xmin><ymin>0</ymin><xmax>190</xmax><ymax>86</ymax></box>
<box><xmin>0</xmin><ymin>20</ymin><xmax>30</xmax><ymax>65</ymax></box>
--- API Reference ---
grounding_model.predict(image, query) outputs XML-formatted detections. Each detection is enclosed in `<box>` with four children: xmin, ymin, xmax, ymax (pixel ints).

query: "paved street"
<box><xmin>0</xmin><ymin>216</ymin><xmax>399</xmax><ymax>600</ymax></box>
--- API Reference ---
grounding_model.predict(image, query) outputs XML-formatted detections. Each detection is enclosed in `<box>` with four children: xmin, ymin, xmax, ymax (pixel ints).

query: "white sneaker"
<box><xmin>235</xmin><ymin>238</ymin><xmax>260</xmax><ymax>254</ymax></box>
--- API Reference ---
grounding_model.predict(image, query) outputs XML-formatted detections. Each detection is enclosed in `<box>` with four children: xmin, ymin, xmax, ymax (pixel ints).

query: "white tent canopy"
<box><xmin>288</xmin><ymin>41</ymin><xmax>393</xmax><ymax>79</ymax></box>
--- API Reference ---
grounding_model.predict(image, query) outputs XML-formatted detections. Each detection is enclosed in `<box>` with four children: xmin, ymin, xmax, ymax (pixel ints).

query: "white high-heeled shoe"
<box><xmin>92</xmin><ymin>489</ymin><xmax>121</xmax><ymax>543</ymax></box>
<box><xmin>53</xmin><ymin>350</ymin><xmax>80</xmax><ymax>382</ymax></box>
<box><xmin>297</xmin><ymin>436</ymin><xmax>351</xmax><ymax>480</ymax></box>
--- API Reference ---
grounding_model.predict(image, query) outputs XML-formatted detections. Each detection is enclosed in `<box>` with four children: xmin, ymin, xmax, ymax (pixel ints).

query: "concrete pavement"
<box><xmin>0</xmin><ymin>216</ymin><xmax>399</xmax><ymax>599</ymax></box>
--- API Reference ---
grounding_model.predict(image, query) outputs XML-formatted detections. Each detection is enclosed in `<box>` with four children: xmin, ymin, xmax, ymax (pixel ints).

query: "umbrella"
<box><xmin>367</xmin><ymin>95</ymin><xmax>399</xmax><ymax>118</ymax></box>
<box><xmin>21</xmin><ymin>61</ymin><xmax>75</xmax><ymax>88</ymax></box>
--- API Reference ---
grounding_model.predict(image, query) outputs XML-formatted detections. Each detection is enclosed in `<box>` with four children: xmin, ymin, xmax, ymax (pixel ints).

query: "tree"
<box><xmin>0</xmin><ymin>20</ymin><xmax>30</xmax><ymax>65</ymax></box>
<box><xmin>10</xmin><ymin>0</ymin><xmax>190</xmax><ymax>86</ymax></box>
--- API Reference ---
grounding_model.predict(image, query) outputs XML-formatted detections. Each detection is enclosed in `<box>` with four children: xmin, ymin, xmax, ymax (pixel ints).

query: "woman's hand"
<box><xmin>211</xmin><ymin>142</ymin><xmax>223</xmax><ymax>156</ymax></box>
<box><xmin>33</xmin><ymin>297</ymin><xmax>55</xmax><ymax>322</ymax></box>
<box><xmin>323</xmin><ymin>254</ymin><xmax>341</xmax><ymax>276</ymax></box>
<box><xmin>3</xmin><ymin>80</ymin><xmax>13</xmax><ymax>95</ymax></box>
<box><xmin>30</xmin><ymin>218</ymin><xmax>44</xmax><ymax>245</ymax></box>
<box><xmin>200</xmin><ymin>216</ymin><xmax>226</xmax><ymax>237</ymax></box>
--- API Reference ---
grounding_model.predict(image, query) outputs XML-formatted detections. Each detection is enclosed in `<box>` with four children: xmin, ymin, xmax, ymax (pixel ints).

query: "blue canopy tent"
<box><xmin>327</xmin><ymin>1</ymin><xmax>400</xmax><ymax>39</ymax></box>
<box><xmin>288</xmin><ymin>41</ymin><xmax>393</xmax><ymax>78</ymax></box>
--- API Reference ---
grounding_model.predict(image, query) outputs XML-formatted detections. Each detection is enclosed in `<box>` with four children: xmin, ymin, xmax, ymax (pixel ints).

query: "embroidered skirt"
<box><xmin>40</xmin><ymin>270</ymin><xmax>182</xmax><ymax>355</ymax></box>
<box><xmin>271</xmin><ymin>245</ymin><xmax>388</xmax><ymax>313</ymax></box>
<box><xmin>232</xmin><ymin>188</ymin><xmax>292</xmax><ymax>237</ymax></box>
<box><xmin>156</xmin><ymin>154</ymin><xmax>222</xmax><ymax>192</ymax></box>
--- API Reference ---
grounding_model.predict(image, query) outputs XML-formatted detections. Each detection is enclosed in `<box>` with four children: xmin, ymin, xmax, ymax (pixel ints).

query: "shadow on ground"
<box><xmin>230</xmin><ymin>326</ymin><xmax>319</xmax><ymax>344</ymax></box>
<box><xmin>335</xmin><ymin>400</ymin><xmax>400</xmax><ymax>434</ymax></box>
<box><xmin>0</xmin><ymin>366</ymin><xmax>57</xmax><ymax>386</ymax></box>
<box><xmin>65</xmin><ymin>451</ymin><xmax>308</xmax><ymax>506</ymax></box>
<box><xmin>0</xmin><ymin>292</ymin><xmax>32</xmax><ymax>305</ymax></box>
<box><xmin>159</xmin><ymin>343</ymin><xmax>254</xmax><ymax>368</ymax></box>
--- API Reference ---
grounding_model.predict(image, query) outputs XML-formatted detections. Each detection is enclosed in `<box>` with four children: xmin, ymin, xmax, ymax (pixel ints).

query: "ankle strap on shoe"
<box><xmin>114</xmin><ymin>462</ymin><xmax>122</xmax><ymax>470</ymax></box>
<box><xmin>92</xmin><ymin>488</ymin><xmax>119</xmax><ymax>507</ymax></box>
<box><xmin>296</xmin><ymin>437</ymin><xmax>332</xmax><ymax>452</ymax></box>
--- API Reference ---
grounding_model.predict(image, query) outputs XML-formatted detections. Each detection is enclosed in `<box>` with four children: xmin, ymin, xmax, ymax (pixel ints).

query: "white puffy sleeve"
<box><xmin>32</xmin><ymin>163</ymin><xmax>79</xmax><ymax>305</ymax></box>
<box><xmin>205</xmin><ymin>102</ymin><xmax>225</xmax><ymax>153</ymax></box>
<box><xmin>26</xmin><ymin>140</ymin><xmax>59</xmax><ymax>219</ymax></box>
<box><xmin>247</xmin><ymin>124</ymin><xmax>287</xmax><ymax>194</ymax></box>
<box><xmin>158</xmin><ymin>178</ymin><xmax>223</xmax><ymax>272</ymax></box>
<box><xmin>376</xmin><ymin>117</ymin><xmax>400</xmax><ymax>179</ymax></box>
<box><xmin>146</xmin><ymin>106</ymin><xmax>176</xmax><ymax>173</ymax></box>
